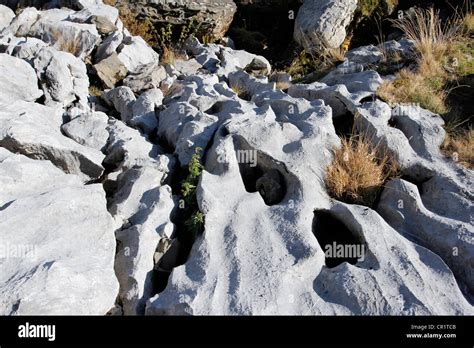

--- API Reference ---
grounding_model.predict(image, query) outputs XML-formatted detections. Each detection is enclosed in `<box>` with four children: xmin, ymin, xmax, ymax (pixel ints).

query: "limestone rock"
<box><xmin>0</xmin><ymin>53</ymin><xmax>43</xmax><ymax>104</ymax></box>
<box><xmin>294</xmin><ymin>0</ymin><xmax>358</xmax><ymax>51</ymax></box>
<box><xmin>131</xmin><ymin>88</ymin><xmax>163</xmax><ymax>134</ymax></box>
<box><xmin>0</xmin><ymin>149</ymin><xmax>118</xmax><ymax>315</ymax></box>
<box><xmin>33</xmin><ymin>47</ymin><xmax>89</xmax><ymax>107</ymax></box>
<box><xmin>123</xmin><ymin>63</ymin><xmax>167</xmax><ymax>93</ymax></box>
<box><xmin>103</xmin><ymin>86</ymin><xmax>136</xmax><ymax>124</ymax></box>
<box><xmin>0</xmin><ymin>5</ymin><xmax>15</xmax><ymax>31</ymax></box>
<box><xmin>119</xmin><ymin>0</ymin><xmax>237</xmax><ymax>41</ymax></box>
<box><xmin>93</xmin><ymin>52</ymin><xmax>128</xmax><ymax>88</ymax></box>
<box><xmin>62</xmin><ymin>110</ymin><xmax>109</xmax><ymax>151</ymax></box>
<box><xmin>0</xmin><ymin>101</ymin><xmax>105</xmax><ymax>180</ymax></box>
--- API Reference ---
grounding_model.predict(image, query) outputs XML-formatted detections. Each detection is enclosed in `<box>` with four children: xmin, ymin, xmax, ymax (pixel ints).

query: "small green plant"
<box><xmin>185</xmin><ymin>211</ymin><xmax>205</xmax><ymax>235</ymax></box>
<box><xmin>180</xmin><ymin>147</ymin><xmax>205</xmax><ymax>235</ymax></box>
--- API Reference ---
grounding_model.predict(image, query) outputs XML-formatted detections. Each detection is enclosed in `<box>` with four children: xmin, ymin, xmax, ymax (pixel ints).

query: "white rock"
<box><xmin>0</xmin><ymin>150</ymin><xmax>118</xmax><ymax>315</ymax></box>
<box><xmin>0</xmin><ymin>53</ymin><xmax>43</xmax><ymax>104</ymax></box>
<box><xmin>111</xmin><ymin>167</ymin><xmax>175</xmax><ymax>314</ymax></box>
<box><xmin>62</xmin><ymin>110</ymin><xmax>109</xmax><ymax>151</ymax></box>
<box><xmin>147</xmin><ymin>96</ymin><xmax>472</xmax><ymax>315</ymax></box>
<box><xmin>294</xmin><ymin>0</ymin><xmax>358</xmax><ymax>50</ymax></box>
<box><xmin>27</xmin><ymin>8</ymin><xmax>101</xmax><ymax>58</ymax></box>
<box><xmin>0</xmin><ymin>101</ymin><xmax>105</xmax><ymax>180</ymax></box>
<box><xmin>123</xmin><ymin>63</ymin><xmax>167</xmax><ymax>93</ymax></box>
<box><xmin>131</xmin><ymin>88</ymin><xmax>163</xmax><ymax>134</ymax></box>
<box><xmin>10</xmin><ymin>37</ymin><xmax>49</xmax><ymax>61</ymax></box>
<box><xmin>0</xmin><ymin>147</ymin><xmax>81</xmax><ymax>206</ymax></box>
<box><xmin>321</xmin><ymin>69</ymin><xmax>383</xmax><ymax>93</ymax></box>
<box><xmin>378</xmin><ymin>178</ymin><xmax>474</xmax><ymax>303</ymax></box>
<box><xmin>103</xmin><ymin>86</ymin><xmax>136</xmax><ymax>124</ymax></box>
<box><xmin>345</xmin><ymin>45</ymin><xmax>383</xmax><ymax>66</ymax></box>
<box><xmin>33</xmin><ymin>47</ymin><xmax>89</xmax><ymax>107</ymax></box>
<box><xmin>104</xmin><ymin>119</ymin><xmax>168</xmax><ymax>172</ymax></box>
<box><xmin>117</xmin><ymin>36</ymin><xmax>159</xmax><ymax>74</ymax></box>
<box><xmin>217</xmin><ymin>46</ymin><xmax>271</xmax><ymax>77</ymax></box>
<box><xmin>95</xmin><ymin>30</ymin><xmax>123</xmax><ymax>62</ymax></box>
<box><xmin>67</xmin><ymin>4</ymin><xmax>119</xmax><ymax>35</ymax></box>
<box><xmin>3</xmin><ymin>7</ymin><xmax>40</xmax><ymax>37</ymax></box>
<box><xmin>0</xmin><ymin>5</ymin><xmax>15</xmax><ymax>32</ymax></box>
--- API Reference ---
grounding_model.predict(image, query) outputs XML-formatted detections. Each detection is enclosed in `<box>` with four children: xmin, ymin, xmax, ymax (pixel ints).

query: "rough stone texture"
<box><xmin>25</xmin><ymin>8</ymin><xmax>101</xmax><ymax>58</ymax></box>
<box><xmin>147</xmin><ymin>88</ymin><xmax>473</xmax><ymax>314</ymax></box>
<box><xmin>1</xmin><ymin>2</ymin><xmax>472</xmax><ymax>316</ymax></box>
<box><xmin>0</xmin><ymin>148</ymin><xmax>118</xmax><ymax>315</ymax></box>
<box><xmin>8</xmin><ymin>37</ymin><xmax>49</xmax><ymax>61</ymax></box>
<box><xmin>95</xmin><ymin>30</ymin><xmax>123</xmax><ymax>62</ymax></box>
<box><xmin>0</xmin><ymin>53</ymin><xmax>43</xmax><ymax>104</ymax></box>
<box><xmin>123</xmin><ymin>63</ymin><xmax>167</xmax><ymax>93</ymax></box>
<box><xmin>67</xmin><ymin>4</ymin><xmax>119</xmax><ymax>35</ymax></box>
<box><xmin>116</xmin><ymin>36</ymin><xmax>159</xmax><ymax>74</ymax></box>
<box><xmin>104</xmin><ymin>119</ymin><xmax>167</xmax><ymax>172</ymax></box>
<box><xmin>111</xmin><ymin>166</ymin><xmax>175</xmax><ymax>315</ymax></box>
<box><xmin>62</xmin><ymin>110</ymin><xmax>109</xmax><ymax>151</ymax></box>
<box><xmin>131</xmin><ymin>88</ymin><xmax>163</xmax><ymax>134</ymax></box>
<box><xmin>0</xmin><ymin>5</ymin><xmax>15</xmax><ymax>32</ymax></box>
<box><xmin>103</xmin><ymin>86</ymin><xmax>136</xmax><ymax>124</ymax></box>
<box><xmin>0</xmin><ymin>101</ymin><xmax>105</xmax><ymax>180</ymax></box>
<box><xmin>93</xmin><ymin>52</ymin><xmax>128</xmax><ymax>88</ymax></box>
<box><xmin>2</xmin><ymin>7</ymin><xmax>39</xmax><ymax>37</ymax></box>
<box><xmin>378</xmin><ymin>178</ymin><xmax>474</xmax><ymax>303</ymax></box>
<box><xmin>118</xmin><ymin>0</ymin><xmax>237</xmax><ymax>41</ymax></box>
<box><xmin>294</xmin><ymin>0</ymin><xmax>358</xmax><ymax>50</ymax></box>
<box><xmin>33</xmin><ymin>46</ymin><xmax>89</xmax><ymax>107</ymax></box>
<box><xmin>321</xmin><ymin>70</ymin><xmax>383</xmax><ymax>94</ymax></box>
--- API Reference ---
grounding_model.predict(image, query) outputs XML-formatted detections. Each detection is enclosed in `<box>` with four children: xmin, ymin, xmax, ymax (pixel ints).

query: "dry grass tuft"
<box><xmin>326</xmin><ymin>133</ymin><xmax>398</xmax><ymax>206</ymax></box>
<box><xmin>160</xmin><ymin>45</ymin><xmax>176</xmax><ymax>65</ymax></box>
<box><xmin>377</xmin><ymin>6</ymin><xmax>473</xmax><ymax>114</ymax></box>
<box><xmin>275</xmin><ymin>81</ymin><xmax>292</xmax><ymax>90</ymax></box>
<box><xmin>441</xmin><ymin>126</ymin><xmax>474</xmax><ymax>169</ymax></box>
<box><xmin>377</xmin><ymin>69</ymin><xmax>448</xmax><ymax>114</ymax></box>
<box><xmin>230</xmin><ymin>83</ymin><xmax>251</xmax><ymax>101</ymax></box>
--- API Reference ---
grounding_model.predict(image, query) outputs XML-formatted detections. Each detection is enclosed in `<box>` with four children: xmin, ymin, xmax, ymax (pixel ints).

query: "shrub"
<box><xmin>325</xmin><ymin>133</ymin><xmax>398</xmax><ymax>206</ymax></box>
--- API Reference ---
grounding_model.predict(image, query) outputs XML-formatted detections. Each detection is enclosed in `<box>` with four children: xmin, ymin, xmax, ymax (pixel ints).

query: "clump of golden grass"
<box><xmin>441</xmin><ymin>126</ymin><xmax>473</xmax><ymax>169</ymax></box>
<box><xmin>378</xmin><ymin>69</ymin><xmax>448</xmax><ymax>114</ymax></box>
<box><xmin>275</xmin><ymin>81</ymin><xmax>292</xmax><ymax>90</ymax></box>
<box><xmin>88</xmin><ymin>85</ymin><xmax>102</xmax><ymax>97</ymax></box>
<box><xmin>326</xmin><ymin>133</ymin><xmax>398</xmax><ymax>206</ymax></box>
<box><xmin>51</xmin><ymin>30</ymin><xmax>84</xmax><ymax>56</ymax></box>
<box><xmin>230</xmin><ymin>83</ymin><xmax>251</xmax><ymax>100</ymax></box>
<box><xmin>377</xmin><ymin>6</ymin><xmax>472</xmax><ymax>114</ymax></box>
<box><xmin>160</xmin><ymin>45</ymin><xmax>176</xmax><ymax>65</ymax></box>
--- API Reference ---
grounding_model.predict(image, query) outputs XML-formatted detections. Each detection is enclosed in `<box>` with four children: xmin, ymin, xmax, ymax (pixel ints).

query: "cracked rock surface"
<box><xmin>0</xmin><ymin>0</ymin><xmax>472</xmax><ymax>316</ymax></box>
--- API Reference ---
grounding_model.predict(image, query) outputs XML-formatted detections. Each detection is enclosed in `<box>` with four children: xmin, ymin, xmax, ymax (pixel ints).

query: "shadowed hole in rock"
<box><xmin>359</xmin><ymin>94</ymin><xmax>376</xmax><ymax>104</ymax></box>
<box><xmin>333</xmin><ymin>111</ymin><xmax>355</xmax><ymax>138</ymax></box>
<box><xmin>205</xmin><ymin>101</ymin><xmax>227</xmax><ymax>115</ymax></box>
<box><xmin>312</xmin><ymin>210</ymin><xmax>366</xmax><ymax>269</ymax></box>
<box><xmin>233</xmin><ymin>136</ymin><xmax>287</xmax><ymax>206</ymax></box>
<box><xmin>151</xmin><ymin>237</ymin><xmax>181</xmax><ymax>294</ymax></box>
